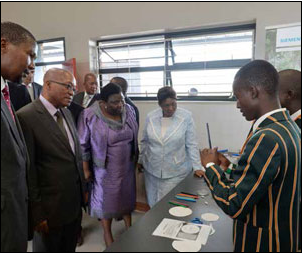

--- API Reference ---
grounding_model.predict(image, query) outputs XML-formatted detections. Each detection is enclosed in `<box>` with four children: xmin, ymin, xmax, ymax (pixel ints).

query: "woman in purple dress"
<box><xmin>77</xmin><ymin>83</ymin><xmax>138</xmax><ymax>247</ymax></box>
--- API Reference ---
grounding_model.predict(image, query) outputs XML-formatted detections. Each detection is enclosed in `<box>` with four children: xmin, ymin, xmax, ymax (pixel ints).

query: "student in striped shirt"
<box><xmin>200</xmin><ymin>60</ymin><xmax>301</xmax><ymax>252</ymax></box>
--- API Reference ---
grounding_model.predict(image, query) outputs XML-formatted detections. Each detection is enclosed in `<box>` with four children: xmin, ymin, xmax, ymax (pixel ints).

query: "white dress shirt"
<box><xmin>253</xmin><ymin>108</ymin><xmax>286</xmax><ymax>133</ymax></box>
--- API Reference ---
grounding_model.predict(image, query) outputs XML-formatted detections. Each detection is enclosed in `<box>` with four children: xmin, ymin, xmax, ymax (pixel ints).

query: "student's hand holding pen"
<box><xmin>218</xmin><ymin>152</ymin><xmax>231</xmax><ymax>172</ymax></box>
<box><xmin>200</xmin><ymin>147</ymin><xmax>220</xmax><ymax>167</ymax></box>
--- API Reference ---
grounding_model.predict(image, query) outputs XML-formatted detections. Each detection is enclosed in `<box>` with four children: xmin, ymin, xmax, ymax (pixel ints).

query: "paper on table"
<box><xmin>152</xmin><ymin>218</ymin><xmax>211</xmax><ymax>245</ymax></box>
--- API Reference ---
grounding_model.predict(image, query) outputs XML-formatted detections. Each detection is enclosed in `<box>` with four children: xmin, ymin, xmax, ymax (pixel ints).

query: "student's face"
<box><xmin>84</xmin><ymin>75</ymin><xmax>98</xmax><ymax>95</ymax></box>
<box><xmin>233</xmin><ymin>80</ymin><xmax>258</xmax><ymax>121</ymax></box>
<box><xmin>160</xmin><ymin>98</ymin><xmax>177</xmax><ymax>117</ymax></box>
<box><xmin>105</xmin><ymin>93</ymin><xmax>125</xmax><ymax>116</ymax></box>
<box><xmin>1</xmin><ymin>39</ymin><xmax>37</xmax><ymax>83</ymax></box>
<box><xmin>46</xmin><ymin>72</ymin><xmax>75</xmax><ymax>108</ymax></box>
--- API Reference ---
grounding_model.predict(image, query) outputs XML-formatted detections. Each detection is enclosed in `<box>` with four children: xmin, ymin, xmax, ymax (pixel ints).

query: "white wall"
<box><xmin>1</xmin><ymin>2</ymin><xmax>301</xmax><ymax>151</ymax></box>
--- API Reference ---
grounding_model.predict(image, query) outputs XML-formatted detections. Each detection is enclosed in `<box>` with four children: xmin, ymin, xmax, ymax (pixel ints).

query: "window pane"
<box><xmin>171</xmin><ymin>69</ymin><xmax>239</xmax><ymax>96</ymax></box>
<box><xmin>34</xmin><ymin>64</ymin><xmax>63</xmax><ymax>85</ymax></box>
<box><xmin>100</xmin><ymin>42</ymin><xmax>165</xmax><ymax>69</ymax></box>
<box><xmin>171</xmin><ymin>31</ymin><xmax>253</xmax><ymax>63</ymax></box>
<box><xmin>102</xmin><ymin>71</ymin><xmax>164</xmax><ymax>97</ymax></box>
<box><xmin>36</xmin><ymin>40</ymin><xmax>65</xmax><ymax>63</ymax></box>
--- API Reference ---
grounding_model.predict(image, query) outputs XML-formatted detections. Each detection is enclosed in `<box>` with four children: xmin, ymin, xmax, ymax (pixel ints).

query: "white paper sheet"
<box><xmin>152</xmin><ymin>218</ymin><xmax>211</xmax><ymax>245</ymax></box>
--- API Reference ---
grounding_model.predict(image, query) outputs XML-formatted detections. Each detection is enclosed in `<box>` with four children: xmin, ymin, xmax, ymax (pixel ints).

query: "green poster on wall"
<box><xmin>265</xmin><ymin>23</ymin><xmax>301</xmax><ymax>71</ymax></box>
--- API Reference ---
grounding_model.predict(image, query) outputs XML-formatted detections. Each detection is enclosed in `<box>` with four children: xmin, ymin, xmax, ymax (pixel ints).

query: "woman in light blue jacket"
<box><xmin>138</xmin><ymin>87</ymin><xmax>204</xmax><ymax>207</ymax></box>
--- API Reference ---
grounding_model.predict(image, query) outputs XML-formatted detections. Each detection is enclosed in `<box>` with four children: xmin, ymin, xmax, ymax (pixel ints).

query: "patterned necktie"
<box><xmin>83</xmin><ymin>94</ymin><xmax>92</xmax><ymax>108</ymax></box>
<box><xmin>2</xmin><ymin>85</ymin><xmax>15</xmax><ymax>121</ymax></box>
<box><xmin>55</xmin><ymin>110</ymin><xmax>68</xmax><ymax>140</ymax></box>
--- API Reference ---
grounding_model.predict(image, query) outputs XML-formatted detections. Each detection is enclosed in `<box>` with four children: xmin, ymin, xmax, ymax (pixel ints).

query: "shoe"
<box><xmin>77</xmin><ymin>231</ymin><xmax>84</xmax><ymax>247</ymax></box>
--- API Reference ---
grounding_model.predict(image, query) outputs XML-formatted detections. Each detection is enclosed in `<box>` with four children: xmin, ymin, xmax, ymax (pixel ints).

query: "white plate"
<box><xmin>172</xmin><ymin>240</ymin><xmax>201</xmax><ymax>252</ymax></box>
<box><xmin>169</xmin><ymin>206</ymin><xmax>193</xmax><ymax>217</ymax></box>
<box><xmin>197</xmin><ymin>189</ymin><xmax>209</xmax><ymax>196</ymax></box>
<box><xmin>201</xmin><ymin>213</ymin><xmax>219</xmax><ymax>222</ymax></box>
<box><xmin>181</xmin><ymin>224</ymin><xmax>200</xmax><ymax>234</ymax></box>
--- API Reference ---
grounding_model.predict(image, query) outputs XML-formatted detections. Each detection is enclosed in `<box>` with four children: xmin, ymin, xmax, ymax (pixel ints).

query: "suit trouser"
<box><xmin>33</xmin><ymin>213</ymin><xmax>81</xmax><ymax>252</ymax></box>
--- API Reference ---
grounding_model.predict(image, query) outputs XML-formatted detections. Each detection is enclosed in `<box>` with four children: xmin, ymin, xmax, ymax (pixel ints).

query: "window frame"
<box><xmin>98</xmin><ymin>23</ymin><xmax>256</xmax><ymax>101</ymax></box>
<box><xmin>35</xmin><ymin>37</ymin><xmax>66</xmax><ymax>67</ymax></box>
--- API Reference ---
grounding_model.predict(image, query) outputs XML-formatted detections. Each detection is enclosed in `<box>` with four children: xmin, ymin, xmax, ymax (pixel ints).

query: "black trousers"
<box><xmin>33</xmin><ymin>214</ymin><xmax>81</xmax><ymax>252</ymax></box>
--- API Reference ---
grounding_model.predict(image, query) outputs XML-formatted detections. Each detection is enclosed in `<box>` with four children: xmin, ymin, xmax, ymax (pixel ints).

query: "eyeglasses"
<box><xmin>49</xmin><ymin>80</ymin><xmax>76</xmax><ymax>92</ymax></box>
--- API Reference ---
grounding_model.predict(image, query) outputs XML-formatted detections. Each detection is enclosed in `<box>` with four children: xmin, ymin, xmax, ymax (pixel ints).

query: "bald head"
<box><xmin>42</xmin><ymin>68</ymin><xmax>75</xmax><ymax>108</ymax></box>
<box><xmin>110</xmin><ymin>77</ymin><xmax>128</xmax><ymax>95</ymax></box>
<box><xmin>278</xmin><ymin>69</ymin><xmax>301</xmax><ymax>114</ymax></box>
<box><xmin>43</xmin><ymin>68</ymin><xmax>73</xmax><ymax>84</ymax></box>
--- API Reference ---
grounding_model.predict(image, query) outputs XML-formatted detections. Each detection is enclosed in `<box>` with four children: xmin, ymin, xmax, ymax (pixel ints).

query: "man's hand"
<box><xmin>83</xmin><ymin>161</ymin><xmax>92</xmax><ymax>182</ymax></box>
<box><xmin>34</xmin><ymin>220</ymin><xmax>49</xmax><ymax>234</ymax></box>
<box><xmin>194</xmin><ymin>170</ymin><xmax>205</xmax><ymax>178</ymax></box>
<box><xmin>218</xmin><ymin>152</ymin><xmax>231</xmax><ymax>172</ymax></box>
<box><xmin>137</xmin><ymin>163</ymin><xmax>144</xmax><ymax>173</ymax></box>
<box><xmin>200</xmin><ymin>148</ymin><xmax>220</xmax><ymax>167</ymax></box>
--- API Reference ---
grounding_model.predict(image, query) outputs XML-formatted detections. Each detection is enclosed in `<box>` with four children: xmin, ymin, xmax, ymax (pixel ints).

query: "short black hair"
<box><xmin>1</xmin><ymin>21</ymin><xmax>36</xmax><ymax>45</ymax></box>
<box><xmin>100</xmin><ymin>82</ymin><xmax>122</xmax><ymax>102</ymax></box>
<box><xmin>234</xmin><ymin>60</ymin><xmax>279</xmax><ymax>96</ymax></box>
<box><xmin>110</xmin><ymin>77</ymin><xmax>128</xmax><ymax>95</ymax></box>
<box><xmin>279</xmin><ymin>69</ymin><xmax>301</xmax><ymax>99</ymax></box>
<box><xmin>84</xmin><ymin>73</ymin><xmax>96</xmax><ymax>83</ymax></box>
<box><xmin>157</xmin><ymin>86</ymin><xmax>177</xmax><ymax>105</ymax></box>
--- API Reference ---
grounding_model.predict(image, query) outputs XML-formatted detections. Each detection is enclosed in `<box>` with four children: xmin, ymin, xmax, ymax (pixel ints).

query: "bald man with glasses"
<box><xmin>17</xmin><ymin>68</ymin><xmax>86</xmax><ymax>252</ymax></box>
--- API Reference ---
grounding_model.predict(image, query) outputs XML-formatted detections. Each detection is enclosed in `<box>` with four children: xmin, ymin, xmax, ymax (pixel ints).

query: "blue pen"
<box><xmin>175</xmin><ymin>196</ymin><xmax>197</xmax><ymax>202</ymax></box>
<box><xmin>218</xmin><ymin>149</ymin><xmax>228</xmax><ymax>153</ymax></box>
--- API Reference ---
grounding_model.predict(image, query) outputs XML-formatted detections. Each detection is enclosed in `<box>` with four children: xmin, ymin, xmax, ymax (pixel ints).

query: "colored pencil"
<box><xmin>175</xmin><ymin>196</ymin><xmax>197</xmax><ymax>202</ymax></box>
<box><xmin>177</xmin><ymin>193</ymin><xmax>199</xmax><ymax>199</ymax></box>
<box><xmin>180</xmin><ymin>192</ymin><xmax>199</xmax><ymax>197</ymax></box>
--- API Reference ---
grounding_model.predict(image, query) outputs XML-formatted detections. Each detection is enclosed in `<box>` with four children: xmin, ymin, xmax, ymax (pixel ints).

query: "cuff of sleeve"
<box><xmin>206</xmin><ymin>162</ymin><xmax>215</xmax><ymax>168</ymax></box>
<box><xmin>82</xmin><ymin>153</ymin><xmax>91</xmax><ymax>162</ymax></box>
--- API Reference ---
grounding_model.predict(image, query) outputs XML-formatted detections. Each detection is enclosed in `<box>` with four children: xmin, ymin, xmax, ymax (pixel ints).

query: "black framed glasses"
<box><xmin>49</xmin><ymin>80</ymin><xmax>76</xmax><ymax>92</ymax></box>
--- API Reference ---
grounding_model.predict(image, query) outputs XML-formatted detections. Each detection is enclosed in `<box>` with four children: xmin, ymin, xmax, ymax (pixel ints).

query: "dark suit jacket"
<box><xmin>72</xmin><ymin>92</ymin><xmax>99</xmax><ymax>108</ymax></box>
<box><xmin>69</xmin><ymin>92</ymin><xmax>100</xmax><ymax>125</ymax></box>
<box><xmin>17</xmin><ymin>99</ymin><xmax>86</xmax><ymax>229</ymax></box>
<box><xmin>125</xmin><ymin>96</ymin><xmax>139</xmax><ymax>126</ymax></box>
<box><xmin>1</xmin><ymin>94</ymin><xmax>29</xmax><ymax>251</ymax></box>
<box><xmin>204</xmin><ymin>111</ymin><xmax>301</xmax><ymax>252</ymax></box>
<box><xmin>32</xmin><ymin>82</ymin><xmax>43</xmax><ymax>100</ymax></box>
<box><xmin>8</xmin><ymin>81</ymin><xmax>32</xmax><ymax>111</ymax></box>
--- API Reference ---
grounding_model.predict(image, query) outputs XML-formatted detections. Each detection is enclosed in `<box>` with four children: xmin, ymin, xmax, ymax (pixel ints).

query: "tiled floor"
<box><xmin>27</xmin><ymin>211</ymin><xmax>145</xmax><ymax>252</ymax></box>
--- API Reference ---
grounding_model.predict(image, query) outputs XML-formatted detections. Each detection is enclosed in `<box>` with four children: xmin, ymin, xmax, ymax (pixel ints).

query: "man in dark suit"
<box><xmin>200</xmin><ymin>60</ymin><xmax>301</xmax><ymax>252</ymax></box>
<box><xmin>69</xmin><ymin>73</ymin><xmax>99</xmax><ymax>124</ymax></box>
<box><xmin>1</xmin><ymin>21</ymin><xmax>37</xmax><ymax>252</ymax></box>
<box><xmin>110</xmin><ymin>76</ymin><xmax>140</xmax><ymax>126</ymax></box>
<box><xmin>8</xmin><ymin>81</ymin><xmax>32</xmax><ymax>111</ymax></box>
<box><xmin>22</xmin><ymin>68</ymin><xmax>43</xmax><ymax>101</ymax></box>
<box><xmin>17</xmin><ymin>68</ymin><xmax>86</xmax><ymax>252</ymax></box>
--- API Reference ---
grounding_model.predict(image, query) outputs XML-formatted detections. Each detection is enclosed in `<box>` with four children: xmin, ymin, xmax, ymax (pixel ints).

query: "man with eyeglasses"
<box><xmin>17</xmin><ymin>68</ymin><xmax>86</xmax><ymax>252</ymax></box>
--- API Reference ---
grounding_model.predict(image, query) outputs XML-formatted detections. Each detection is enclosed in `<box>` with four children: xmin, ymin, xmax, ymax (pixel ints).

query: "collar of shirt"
<box><xmin>39</xmin><ymin>94</ymin><xmax>58</xmax><ymax>118</ymax></box>
<box><xmin>291</xmin><ymin>109</ymin><xmax>301</xmax><ymax>121</ymax></box>
<box><xmin>23</xmin><ymin>82</ymin><xmax>32</xmax><ymax>88</ymax></box>
<box><xmin>253</xmin><ymin>108</ymin><xmax>286</xmax><ymax>133</ymax></box>
<box><xmin>1</xmin><ymin>76</ymin><xmax>6</xmax><ymax>91</ymax></box>
<box><xmin>84</xmin><ymin>91</ymin><xmax>93</xmax><ymax>99</ymax></box>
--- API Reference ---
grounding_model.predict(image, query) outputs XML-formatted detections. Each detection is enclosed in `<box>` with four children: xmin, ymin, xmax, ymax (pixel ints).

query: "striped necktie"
<box><xmin>2</xmin><ymin>85</ymin><xmax>15</xmax><ymax>122</ymax></box>
<box><xmin>55</xmin><ymin>110</ymin><xmax>68</xmax><ymax>140</ymax></box>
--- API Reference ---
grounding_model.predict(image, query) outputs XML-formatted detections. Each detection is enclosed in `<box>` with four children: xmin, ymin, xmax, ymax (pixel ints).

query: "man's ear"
<box><xmin>249</xmin><ymin>85</ymin><xmax>259</xmax><ymax>99</ymax></box>
<box><xmin>1</xmin><ymin>38</ymin><xmax>9</xmax><ymax>53</ymax></box>
<box><xmin>287</xmin><ymin>89</ymin><xmax>295</xmax><ymax>99</ymax></box>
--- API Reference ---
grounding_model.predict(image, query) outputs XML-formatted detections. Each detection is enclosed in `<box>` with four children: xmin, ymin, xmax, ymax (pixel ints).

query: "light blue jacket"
<box><xmin>138</xmin><ymin>107</ymin><xmax>203</xmax><ymax>179</ymax></box>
